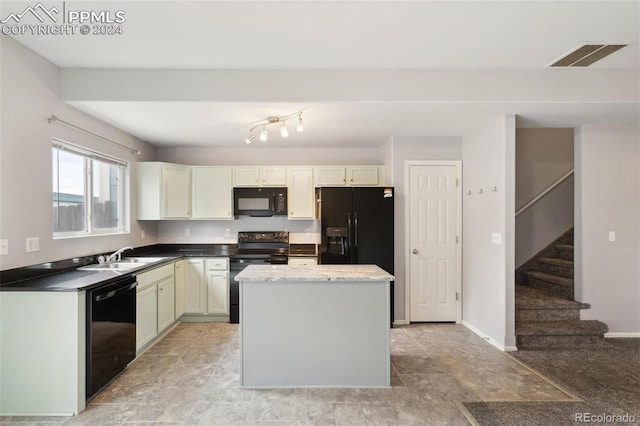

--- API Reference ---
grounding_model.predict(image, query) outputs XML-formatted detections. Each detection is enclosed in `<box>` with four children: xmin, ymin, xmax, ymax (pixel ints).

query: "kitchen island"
<box><xmin>235</xmin><ymin>264</ymin><xmax>393</xmax><ymax>388</ymax></box>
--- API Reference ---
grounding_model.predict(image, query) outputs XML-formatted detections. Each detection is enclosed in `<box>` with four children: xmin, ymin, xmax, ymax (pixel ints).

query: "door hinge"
<box><xmin>456</xmin><ymin>292</ymin><xmax>459</xmax><ymax>301</ymax></box>
<box><xmin>456</xmin><ymin>178</ymin><xmax>459</xmax><ymax>187</ymax></box>
<box><xmin>456</xmin><ymin>236</ymin><xmax>459</xmax><ymax>243</ymax></box>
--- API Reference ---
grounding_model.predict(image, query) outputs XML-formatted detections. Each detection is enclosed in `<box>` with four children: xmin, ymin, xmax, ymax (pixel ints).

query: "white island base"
<box><xmin>237</xmin><ymin>265</ymin><xmax>393</xmax><ymax>388</ymax></box>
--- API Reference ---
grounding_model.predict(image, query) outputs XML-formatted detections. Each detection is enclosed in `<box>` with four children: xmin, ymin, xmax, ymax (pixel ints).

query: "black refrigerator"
<box><xmin>317</xmin><ymin>187</ymin><xmax>394</xmax><ymax>325</ymax></box>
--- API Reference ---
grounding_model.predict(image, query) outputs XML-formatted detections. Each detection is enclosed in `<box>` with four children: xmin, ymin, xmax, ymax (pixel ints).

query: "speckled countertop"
<box><xmin>235</xmin><ymin>264</ymin><xmax>394</xmax><ymax>282</ymax></box>
<box><xmin>0</xmin><ymin>256</ymin><xmax>180</xmax><ymax>292</ymax></box>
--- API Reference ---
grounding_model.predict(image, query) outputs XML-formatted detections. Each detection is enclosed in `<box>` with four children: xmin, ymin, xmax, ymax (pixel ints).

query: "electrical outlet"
<box><xmin>0</xmin><ymin>239</ymin><xmax>8</xmax><ymax>255</ymax></box>
<box><xmin>306</xmin><ymin>229</ymin><xmax>311</xmax><ymax>235</ymax></box>
<box><xmin>184</xmin><ymin>229</ymin><xmax>190</xmax><ymax>237</ymax></box>
<box><xmin>608</xmin><ymin>231</ymin><xmax>616</xmax><ymax>242</ymax></box>
<box><xmin>26</xmin><ymin>237</ymin><xmax>39</xmax><ymax>252</ymax></box>
<box><xmin>141</xmin><ymin>230</ymin><xmax>146</xmax><ymax>240</ymax></box>
<box><xmin>225</xmin><ymin>229</ymin><xmax>231</xmax><ymax>238</ymax></box>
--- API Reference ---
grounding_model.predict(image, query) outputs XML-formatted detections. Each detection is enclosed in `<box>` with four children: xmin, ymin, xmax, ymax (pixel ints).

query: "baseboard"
<box><xmin>393</xmin><ymin>320</ymin><xmax>408</xmax><ymax>326</ymax></box>
<box><xmin>605</xmin><ymin>332</ymin><xmax>640</xmax><ymax>338</ymax></box>
<box><xmin>462</xmin><ymin>320</ymin><xmax>513</xmax><ymax>352</ymax></box>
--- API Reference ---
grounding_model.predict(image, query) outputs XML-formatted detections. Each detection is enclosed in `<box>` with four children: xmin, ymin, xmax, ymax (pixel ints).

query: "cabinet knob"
<box><xmin>351</xmin><ymin>179</ymin><xmax>354</xmax><ymax>182</ymax></box>
<box><xmin>343</xmin><ymin>179</ymin><xmax>346</xmax><ymax>183</ymax></box>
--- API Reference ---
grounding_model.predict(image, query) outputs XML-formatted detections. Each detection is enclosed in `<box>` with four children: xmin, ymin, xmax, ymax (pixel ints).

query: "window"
<box><xmin>52</xmin><ymin>140</ymin><xmax>128</xmax><ymax>238</ymax></box>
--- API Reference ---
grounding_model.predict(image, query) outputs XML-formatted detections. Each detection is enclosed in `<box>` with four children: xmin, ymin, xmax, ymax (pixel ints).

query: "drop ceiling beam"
<box><xmin>60</xmin><ymin>69</ymin><xmax>638</xmax><ymax>103</ymax></box>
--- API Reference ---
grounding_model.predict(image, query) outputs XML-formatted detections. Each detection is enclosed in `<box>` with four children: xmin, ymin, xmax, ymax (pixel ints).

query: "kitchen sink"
<box><xmin>80</xmin><ymin>262</ymin><xmax>141</xmax><ymax>271</ymax></box>
<box><xmin>119</xmin><ymin>257</ymin><xmax>168</xmax><ymax>263</ymax></box>
<box><xmin>79</xmin><ymin>257</ymin><xmax>169</xmax><ymax>271</ymax></box>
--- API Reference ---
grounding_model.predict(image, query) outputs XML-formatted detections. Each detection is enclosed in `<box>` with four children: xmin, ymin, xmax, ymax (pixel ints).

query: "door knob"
<box><xmin>412</xmin><ymin>249</ymin><xmax>419</xmax><ymax>254</ymax></box>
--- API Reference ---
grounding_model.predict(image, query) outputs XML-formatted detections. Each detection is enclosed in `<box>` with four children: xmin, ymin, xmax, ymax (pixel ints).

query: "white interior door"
<box><xmin>409</xmin><ymin>164</ymin><xmax>459</xmax><ymax>322</ymax></box>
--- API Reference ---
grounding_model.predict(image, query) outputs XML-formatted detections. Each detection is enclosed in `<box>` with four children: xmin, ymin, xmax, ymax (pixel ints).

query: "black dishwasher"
<box><xmin>86</xmin><ymin>275</ymin><xmax>137</xmax><ymax>400</ymax></box>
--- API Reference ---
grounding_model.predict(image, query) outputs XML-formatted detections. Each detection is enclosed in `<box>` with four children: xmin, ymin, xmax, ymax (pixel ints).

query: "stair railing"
<box><xmin>515</xmin><ymin>169</ymin><xmax>574</xmax><ymax>217</ymax></box>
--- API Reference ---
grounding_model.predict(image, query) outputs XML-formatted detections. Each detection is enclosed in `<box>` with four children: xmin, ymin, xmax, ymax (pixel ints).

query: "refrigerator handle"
<box><xmin>347</xmin><ymin>212</ymin><xmax>352</xmax><ymax>258</ymax></box>
<box><xmin>354</xmin><ymin>211</ymin><xmax>359</xmax><ymax>251</ymax></box>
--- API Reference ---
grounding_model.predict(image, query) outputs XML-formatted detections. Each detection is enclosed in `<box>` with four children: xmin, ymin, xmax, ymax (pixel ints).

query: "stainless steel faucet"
<box><xmin>105</xmin><ymin>246</ymin><xmax>133</xmax><ymax>263</ymax></box>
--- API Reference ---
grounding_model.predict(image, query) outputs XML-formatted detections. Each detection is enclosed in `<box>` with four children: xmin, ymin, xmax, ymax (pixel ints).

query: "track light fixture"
<box><xmin>245</xmin><ymin>111</ymin><xmax>304</xmax><ymax>144</ymax></box>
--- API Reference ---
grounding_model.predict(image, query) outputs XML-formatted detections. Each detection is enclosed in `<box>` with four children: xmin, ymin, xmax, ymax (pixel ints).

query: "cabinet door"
<box><xmin>288</xmin><ymin>167</ymin><xmax>315</xmax><ymax>219</ymax></box>
<box><xmin>136</xmin><ymin>285</ymin><xmax>158</xmax><ymax>352</ymax></box>
<box><xmin>261</xmin><ymin>167</ymin><xmax>286</xmax><ymax>186</ymax></box>
<box><xmin>162</xmin><ymin>164</ymin><xmax>191</xmax><ymax>218</ymax></box>
<box><xmin>206</xmin><ymin>271</ymin><xmax>229</xmax><ymax>314</ymax></box>
<box><xmin>348</xmin><ymin>166</ymin><xmax>379</xmax><ymax>186</ymax></box>
<box><xmin>235</xmin><ymin>167</ymin><xmax>260</xmax><ymax>186</ymax></box>
<box><xmin>315</xmin><ymin>167</ymin><xmax>346</xmax><ymax>186</ymax></box>
<box><xmin>192</xmin><ymin>167</ymin><xmax>233</xmax><ymax>219</ymax></box>
<box><xmin>183</xmin><ymin>259</ymin><xmax>205</xmax><ymax>314</ymax></box>
<box><xmin>174</xmin><ymin>260</ymin><xmax>185</xmax><ymax>319</ymax></box>
<box><xmin>157</xmin><ymin>277</ymin><xmax>175</xmax><ymax>333</ymax></box>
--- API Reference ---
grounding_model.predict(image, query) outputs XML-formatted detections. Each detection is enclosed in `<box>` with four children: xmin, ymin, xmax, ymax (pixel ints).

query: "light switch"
<box><xmin>491</xmin><ymin>233</ymin><xmax>502</xmax><ymax>245</ymax></box>
<box><xmin>0</xmin><ymin>239</ymin><xmax>8</xmax><ymax>255</ymax></box>
<box><xmin>225</xmin><ymin>229</ymin><xmax>231</xmax><ymax>238</ymax></box>
<box><xmin>26</xmin><ymin>237</ymin><xmax>39</xmax><ymax>252</ymax></box>
<box><xmin>608</xmin><ymin>231</ymin><xmax>616</xmax><ymax>242</ymax></box>
<box><xmin>184</xmin><ymin>229</ymin><xmax>190</xmax><ymax>237</ymax></box>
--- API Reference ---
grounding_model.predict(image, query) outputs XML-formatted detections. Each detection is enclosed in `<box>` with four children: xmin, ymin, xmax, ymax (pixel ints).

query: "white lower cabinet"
<box><xmin>177</xmin><ymin>257</ymin><xmax>229</xmax><ymax>318</ymax></box>
<box><xmin>136</xmin><ymin>285</ymin><xmax>158</xmax><ymax>351</ymax></box>
<box><xmin>182</xmin><ymin>259</ymin><xmax>206</xmax><ymax>314</ymax></box>
<box><xmin>157</xmin><ymin>277</ymin><xmax>175</xmax><ymax>332</ymax></box>
<box><xmin>135</xmin><ymin>264</ymin><xmax>175</xmax><ymax>353</ymax></box>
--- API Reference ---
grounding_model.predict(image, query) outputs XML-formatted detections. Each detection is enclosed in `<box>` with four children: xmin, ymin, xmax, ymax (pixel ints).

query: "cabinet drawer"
<box><xmin>206</xmin><ymin>257</ymin><xmax>229</xmax><ymax>270</ymax></box>
<box><xmin>136</xmin><ymin>263</ymin><xmax>174</xmax><ymax>289</ymax></box>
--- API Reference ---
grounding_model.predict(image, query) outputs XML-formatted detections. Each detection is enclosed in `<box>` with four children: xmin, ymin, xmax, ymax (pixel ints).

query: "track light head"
<box><xmin>259</xmin><ymin>126</ymin><xmax>268</xmax><ymax>142</ymax></box>
<box><xmin>280</xmin><ymin>122</ymin><xmax>289</xmax><ymax>138</ymax></box>
<box><xmin>245</xmin><ymin>134</ymin><xmax>255</xmax><ymax>144</ymax></box>
<box><xmin>297</xmin><ymin>113</ymin><xmax>303</xmax><ymax>133</ymax></box>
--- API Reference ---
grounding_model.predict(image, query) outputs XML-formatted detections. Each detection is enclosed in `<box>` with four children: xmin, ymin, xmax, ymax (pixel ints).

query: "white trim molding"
<box><xmin>604</xmin><ymin>332</ymin><xmax>640</xmax><ymax>338</ymax></box>
<box><xmin>462</xmin><ymin>321</ymin><xmax>516</xmax><ymax>352</ymax></box>
<box><xmin>404</xmin><ymin>160</ymin><xmax>462</xmax><ymax>325</ymax></box>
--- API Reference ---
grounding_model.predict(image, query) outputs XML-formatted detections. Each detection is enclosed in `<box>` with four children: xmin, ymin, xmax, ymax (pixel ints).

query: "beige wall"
<box><xmin>515</xmin><ymin>128</ymin><xmax>574</xmax><ymax>267</ymax></box>
<box><xmin>575</xmin><ymin>123</ymin><xmax>640</xmax><ymax>334</ymax></box>
<box><xmin>0</xmin><ymin>37</ymin><xmax>156</xmax><ymax>270</ymax></box>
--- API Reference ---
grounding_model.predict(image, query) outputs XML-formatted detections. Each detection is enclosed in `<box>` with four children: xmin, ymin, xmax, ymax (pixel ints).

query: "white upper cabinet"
<box><xmin>234</xmin><ymin>167</ymin><xmax>260</xmax><ymax>186</ymax></box>
<box><xmin>137</xmin><ymin>162</ymin><xmax>192</xmax><ymax>220</ymax></box>
<box><xmin>235</xmin><ymin>166</ymin><xmax>286</xmax><ymax>187</ymax></box>
<box><xmin>314</xmin><ymin>166</ymin><xmax>347</xmax><ymax>186</ymax></box>
<box><xmin>347</xmin><ymin>166</ymin><xmax>380</xmax><ymax>186</ymax></box>
<box><xmin>192</xmin><ymin>167</ymin><xmax>233</xmax><ymax>219</ymax></box>
<box><xmin>288</xmin><ymin>167</ymin><xmax>315</xmax><ymax>219</ymax></box>
<box><xmin>261</xmin><ymin>167</ymin><xmax>287</xmax><ymax>186</ymax></box>
<box><xmin>314</xmin><ymin>166</ymin><xmax>382</xmax><ymax>186</ymax></box>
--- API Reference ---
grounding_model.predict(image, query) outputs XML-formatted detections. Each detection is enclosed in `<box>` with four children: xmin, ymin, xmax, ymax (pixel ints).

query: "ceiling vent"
<box><xmin>550</xmin><ymin>44</ymin><xmax>627</xmax><ymax>67</ymax></box>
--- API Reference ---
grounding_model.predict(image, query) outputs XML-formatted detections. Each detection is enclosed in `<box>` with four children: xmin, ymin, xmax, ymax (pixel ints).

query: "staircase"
<box><xmin>515</xmin><ymin>228</ymin><xmax>608</xmax><ymax>350</ymax></box>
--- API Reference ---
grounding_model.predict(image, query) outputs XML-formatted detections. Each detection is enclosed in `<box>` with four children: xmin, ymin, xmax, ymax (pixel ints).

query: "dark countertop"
<box><xmin>0</xmin><ymin>244</ymin><xmax>237</xmax><ymax>292</ymax></box>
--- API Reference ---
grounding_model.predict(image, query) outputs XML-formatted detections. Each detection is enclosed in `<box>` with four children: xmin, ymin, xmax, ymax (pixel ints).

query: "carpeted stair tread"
<box><xmin>538</xmin><ymin>257</ymin><xmax>573</xmax><ymax>267</ymax></box>
<box><xmin>554</xmin><ymin>243</ymin><xmax>574</xmax><ymax>251</ymax></box>
<box><xmin>517</xmin><ymin>320</ymin><xmax>608</xmax><ymax>336</ymax></box>
<box><xmin>515</xmin><ymin>285</ymin><xmax>589</xmax><ymax>310</ymax></box>
<box><xmin>525</xmin><ymin>271</ymin><xmax>573</xmax><ymax>287</ymax></box>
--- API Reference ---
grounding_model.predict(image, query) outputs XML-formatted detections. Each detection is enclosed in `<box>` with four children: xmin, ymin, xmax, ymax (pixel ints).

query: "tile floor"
<box><xmin>1</xmin><ymin>323</ymin><xmax>575</xmax><ymax>425</ymax></box>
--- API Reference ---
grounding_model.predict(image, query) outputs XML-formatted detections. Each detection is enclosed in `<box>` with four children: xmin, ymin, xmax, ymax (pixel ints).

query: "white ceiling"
<box><xmin>5</xmin><ymin>0</ymin><xmax>639</xmax><ymax>147</ymax></box>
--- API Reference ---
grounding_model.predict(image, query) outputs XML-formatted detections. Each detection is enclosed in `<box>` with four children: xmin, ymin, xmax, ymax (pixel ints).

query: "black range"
<box><xmin>229</xmin><ymin>231</ymin><xmax>289</xmax><ymax>323</ymax></box>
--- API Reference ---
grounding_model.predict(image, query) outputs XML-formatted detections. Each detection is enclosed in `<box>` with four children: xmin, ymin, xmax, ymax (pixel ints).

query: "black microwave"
<box><xmin>233</xmin><ymin>187</ymin><xmax>288</xmax><ymax>217</ymax></box>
